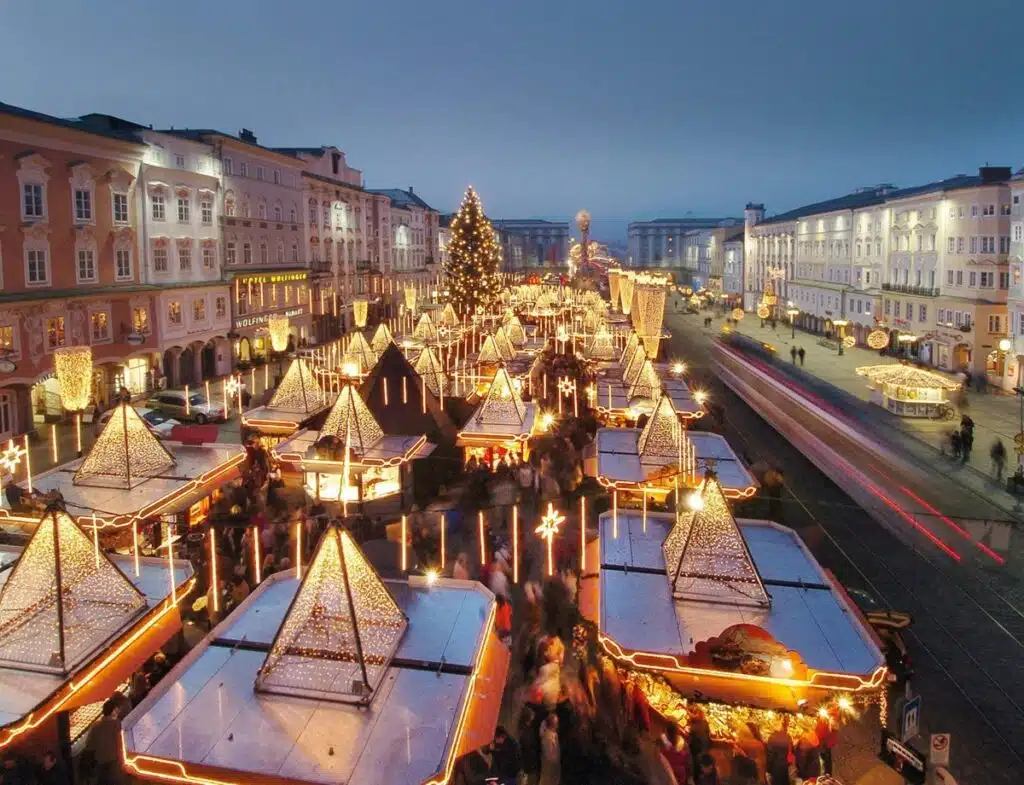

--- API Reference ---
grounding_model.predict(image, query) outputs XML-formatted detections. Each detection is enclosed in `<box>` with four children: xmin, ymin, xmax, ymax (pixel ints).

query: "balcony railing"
<box><xmin>881</xmin><ymin>283</ymin><xmax>940</xmax><ymax>297</ymax></box>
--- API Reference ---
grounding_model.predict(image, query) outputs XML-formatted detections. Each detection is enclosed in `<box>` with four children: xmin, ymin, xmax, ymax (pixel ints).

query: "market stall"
<box><xmin>457</xmin><ymin>364</ymin><xmax>538</xmax><ymax>467</ymax></box>
<box><xmin>855</xmin><ymin>364</ymin><xmax>961</xmax><ymax>418</ymax></box>
<box><xmin>242</xmin><ymin>357</ymin><xmax>335</xmax><ymax>441</ymax></box>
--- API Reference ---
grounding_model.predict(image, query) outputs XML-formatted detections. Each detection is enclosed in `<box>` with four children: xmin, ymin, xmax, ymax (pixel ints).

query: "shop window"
<box><xmin>133</xmin><ymin>306</ymin><xmax>150</xmax><ymax>334</ymax></box>
<box><xmin>193</xmin><ymin>299</ymin><xmax>206</xmax><ymax>322</ymax></box>
<box><xmin>216</xmin><ymin>296</ymin><xmax>227</xmax><ymax>319</ymax></box>
<box><xmin>168</xmin><ymin>301</ymin><xmax>182</xmax><ymax>325</ymax></box>
<box><xmin>90</xmin><ymin>311</ymin><xmax>110</xmax><ymax>343</ymax></box>
<box><xmin>46</xmin><ymin>316</ymin><xmax>65</xmax><ymax>351</ymax></box>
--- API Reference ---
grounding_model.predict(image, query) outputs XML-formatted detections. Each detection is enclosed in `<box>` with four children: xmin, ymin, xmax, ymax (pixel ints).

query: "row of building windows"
<box><xmin>151</xmin><ymin>193</ymin><xmax>213</xmax><ymax>225</ymax></box>
<box><xmin>23</xmin><ymin>183</ymin><xmax>131</xmax><ymax>225</ymax></box>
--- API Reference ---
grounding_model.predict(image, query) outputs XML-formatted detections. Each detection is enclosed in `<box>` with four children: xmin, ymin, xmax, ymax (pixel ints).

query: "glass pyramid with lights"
<box><xmin>476</xmin><ymin>365</ymin><xmax>525</xmax><ymax>426</ymax></box>
<box><xmin>638</xmin><ymin>392</ymin><xmax>693</xmax><ymax>466</ymax></box>
<box><xmin>504</xmin><ymin>315</ymin><xmax>526</xmax><ymax>346</ymax></box>
<box><xmin>268</xmin><ymin>358</ymin><xmax>326</xmax><ymax>413</ymax></box>
<box><xmin>628</xmin><ymin>358</ymin><xmax>662</xmax><ymax>403</ymax></box>
<box><xmin>476</xmin><ymin>334</ymin><xmax>503</xmax><ymax>365</ymax></box>
<box><xmin>0</xmin><ymin>506</ymin><xmax>147</xmax><ymax>675</ymax></box>
<box><xmin>620</xmin><ymin>331</ymin><xmax>640</xmax><ymax>365</ymax></box>
<box><xmin>346</xmin><ymin>331</ymin><xmax>378</xmax><ymax>373</ymax></box>
<box><xmin>370</xmin><ymin>323</ymin><xmax>394</xmax><ymax>356</ymax></box>
<box><xmin>320</xmin><ymin>384</ymin><xmax>384</xmax><ymax>455</ymax></box>
<box><xmin>414</xmin><ymin>346</ymin><xmax>449</xmax><ymax>397</ymax></box>
<box><xmin>586</xmin><ymin>324</ymin><xmax>616</xmax><ymax>361</ymax></box>
<box><xmin>412</xmin><ymin>312</ymin><xmax>438</xmax><ymax>343</ymax></box>
<box><xmin>441</xmin><ymin>302</ymin><xmax>460</xmax><ymax>327</ymax></box>
<box><xmin>662</xmin><ymin>474</ymin><xmax>771</xmax><ymax>609</ymax></box>
<box><xmin>622</xmin><ymin>344</ymin><xmax>650</xmax><ymax>387</ymax></box>
<box><xmin>74</xmin><ymin>402</ymin><xmax>175</xmax><ymax>488</ymax></box>
<box><xmin>493</xmin><ymin>327</ymin><xmax>516</xmax><ymax>361</ymax></box>
<box><xmin>255</xmin><ymin>526</ymin><xmax>407</xmax><ymax>704</ymax></box>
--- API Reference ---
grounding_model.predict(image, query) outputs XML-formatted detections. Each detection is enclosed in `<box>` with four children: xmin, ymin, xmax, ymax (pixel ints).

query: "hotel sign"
<box><xmin>237</xmin><ymin>271</ymin><xmax>308</xmax><ymax>285</ymax></box>
<box><xmin>235</xmin><ymin>307</ymin><xmax>305</xmax><ymax>330</ymax></box>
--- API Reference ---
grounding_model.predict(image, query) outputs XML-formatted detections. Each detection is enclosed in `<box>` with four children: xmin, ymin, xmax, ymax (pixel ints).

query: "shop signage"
<box><xmin>125</xmin><ymin>332</ymin><xmax>146</xmax><ymax>346</ymax></box>
<box><xmin>0</xmin><ymin>360</ymin><xmax>15</xmax><ymax>373</ymax></box>
<box><xmin>236</xmin><ymin>271</ymin><xmax>308</xmax><ymax>286</ymax></box>
<box><xmin>234</xmin><ymin>307</ymin><xmax>305</xmax><ymax>330</ymax></box>
<box><xmin>879</xmin><ymin>729</ymin><xmax>926</xmax><ymax>785</ymax></box>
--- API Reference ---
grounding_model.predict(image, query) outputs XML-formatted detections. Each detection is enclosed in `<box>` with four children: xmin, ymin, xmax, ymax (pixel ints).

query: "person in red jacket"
<box><xmin>659</xmin><ymin>723</ymin><xmax>692</xmax><ymax>785</ymax></box>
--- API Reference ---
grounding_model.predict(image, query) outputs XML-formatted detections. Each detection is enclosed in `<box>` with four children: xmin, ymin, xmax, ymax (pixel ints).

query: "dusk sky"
<box><xmin>3</xmin><ymin>0</ymin><xmax>1021</xmax><ymax>237</ymax></box>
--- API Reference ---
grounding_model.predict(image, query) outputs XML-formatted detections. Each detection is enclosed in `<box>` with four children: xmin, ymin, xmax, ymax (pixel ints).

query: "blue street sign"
<box><xmin>902</xmin><ymin>695</ymin><xmax>922</xmax><ymax>742</ymax></box>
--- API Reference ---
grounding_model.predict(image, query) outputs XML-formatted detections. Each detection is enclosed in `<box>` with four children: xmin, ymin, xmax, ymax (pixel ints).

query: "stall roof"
<box><xmin>592</xmin><ymin>428</ymin><xmax>757</xmax><ymax>496</ymax></box>
<box><xmin>597</xmin><ymin>511</ymin><xmax>884</xmax><ymax>678</ymax></box>
<box><xmin>0</xmin><ymin>543</ymin><xmax>192</xmax><ymax>729</ymax></box>
<box><xmin>122</xmin><ymin>574</ymin><xmax>501</xmax><ymax>785</ymax></box>
<box><xmin>593</xmin><ymin>378</ymin><xmax>703</xmax><ymax>419</ymax></box>
<box><xmin>6</xmin><ymin>442</ymin><xmax>244</xmax><ymax>524</ymax></box>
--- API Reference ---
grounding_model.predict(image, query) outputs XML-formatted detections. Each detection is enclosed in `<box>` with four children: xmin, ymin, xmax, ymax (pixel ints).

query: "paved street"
<box><xmin>668</xmin><ymin>308</ymin><xmax>1024</xmax><ymax>785</ymax></box>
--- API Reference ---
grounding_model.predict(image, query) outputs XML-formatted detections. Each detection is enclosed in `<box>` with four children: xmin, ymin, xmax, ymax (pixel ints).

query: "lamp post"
<box><xmin>786</xmin><ymin>306</ymin><xmax>799</xmax><ymax>339</ymax></box>
<box><xmin>833</xmin><ymin>319</ymin><xmax>849</xmax><ymax>356</ymax></box>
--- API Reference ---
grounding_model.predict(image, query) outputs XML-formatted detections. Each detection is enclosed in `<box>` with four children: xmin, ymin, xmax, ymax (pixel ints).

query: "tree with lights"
<box><xmin>444</xmin><ymin>186</ymin><xmax>502</xmax><ymax>313</ymax></box>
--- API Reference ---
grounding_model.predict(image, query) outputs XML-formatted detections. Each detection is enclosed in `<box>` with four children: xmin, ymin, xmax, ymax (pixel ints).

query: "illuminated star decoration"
<box><xmin>535</xmin><ymin>502</ymin><xmax>565</xmax><ymax>576</ymax></box>
<box><xmin>0</xmin><ymin>441</ymin><xmax>26</xmax><ymax>475</ymax></box>
<box><xmin>557</xmin><ymin>377</ymin><xmax>575</xmax><ymax>397</ymax></box>
<box><xmin>225</xmin><ymin>375</ymin><xmax>241</xmax><ymax>398</ymax></box>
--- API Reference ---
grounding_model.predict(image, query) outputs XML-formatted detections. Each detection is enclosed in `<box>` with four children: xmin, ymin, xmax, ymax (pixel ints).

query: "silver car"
<box><xmin>145</xmin><ymin>390</ymin><xmax>225</xmax><ymax>424</ymax></box>
<box><xmin>97</xmin><ymin>407</ymin><xmax>180</xmax><ymax>439</ymax></box>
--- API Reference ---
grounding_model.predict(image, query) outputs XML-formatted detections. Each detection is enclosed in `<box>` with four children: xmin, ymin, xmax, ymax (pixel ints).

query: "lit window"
<box><xmin>133</xmin><ymin>307</ymin><xmax>150</xmax><ymax>334</ymax></box>
<box><xmin>45</xmin><ymin>317</ymin><xmax>65</xmax><ymax>351</ymax></box>
<box><xmin>192</xmin><ymin>299</ymin><xmax>206</xmax><ymax>322</ymax></box>
<box><xmin>215</xmin><ymin>296</ymin><xmax>227</xmax><ymax>318</ymax></box>
<box><xmin>168</xmin><ymin>301</ymin><xmax>182</xmax><ymax>325</ymax></box>
<box><xmin>90</xmin><ymin>311</ymin><xmax>109</xmax><ymax>342</ymax></box>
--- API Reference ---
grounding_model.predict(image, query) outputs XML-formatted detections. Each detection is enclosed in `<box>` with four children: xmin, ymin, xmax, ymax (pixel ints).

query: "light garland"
<box><xmin>346</xmin><ymin>331</ymin><xmax>378</xmax><ymax>373</ymax></box>
<box><xmin>353</xmin><ymin>298</ymin><xmax>369</xmax><ymax>329</ymax></box>
<box><xmin>0</xmin><ymin>440</ymin><xmax>26</xmax><ymax>476</ymax></box>
<box><xmin>413</xmin><ymin>312</ymin><xmax>438</xmax><ymax>342</ymax></box>
<box><xmin>867</xmin><ymin>329</ymin><xmax>889</xmax><ymax>350</ymax></box>
<box><xmin>585</xmin><ymin>325</ymin><xmax>616</xmax><ymax>361</ymax></box>
<box><xmin>731</xmin><ymin>308</ymin><xmax>745</xmax><ymax>321</ymax></box>
<box><xmin>638</xmin><ymin>393</ymin><xmax>694</xmax><ymax>472</ymax></box>
<box><xmin>855</xmin><ymin>364</ymin><xmax>961</xmax><ymax>390</ymax></box>
<box><xmin>843</xmin><ymin>335</ymin><xmax>856</xmax><ymax>349</ymax></box>
<box><xmin>756</xmin><ymin>304</ymin><xmax>771</xmax><ymax>320</ymax></box>
<box><xmin>255</xmin><ymin>526</ymin><xmax>408</xmax><ymax>704</ymax></box>
<box><xmin>663</xmin><ymin>475</ymin><xmax>771</xmax><ymax>609</ymax></box>
<box><xmin>607</xmin><ymin>269</ymin><xmax>622</xmax><ymax>312</ymax></box>
<box><xmin>414</xmin><ymin>346</ymin><xmax>449</xmax><ymax>397</ymax></box>
<box><xmin>476</xmin><ymin>365</ymin><xmax>526</xmax><ymax>426</ymax></box>
<box><xmin>74</xmin><ymin>403</ymin><xmax>176</xmax><ymax>488</ymax></box>
<box><xmin>0</xmin><ymin>507</ymin><xmax>146</xmax><ymax>675</ymax></box>
<box><xmin>620</xmin><ymin>331</ymin><xmax>641</xmax><ymax>366</ymax></box>
<box><xmin>370</xmin><ymin>322</ymin><xmax>394</xmax><ymax>356</ymax></box>
<box><xmin>443</xmin><ymin>186</ymin><xmax>502</xmax><ymax>313</ymax></box>
<box><xmin>320</xmin><ymin>384</ymin><xmax>384</xmax><ymax>453</ymax></box>
<box><xmin>622</xmin><ymin>344</ymin><xmax>650</xmax><ymax>387</ymax></box>
<box><xmin>268</xmin><ymin>358</ymin><xmax>326</xmax><ymax>413</ymax></box>
<box><xmin>268</xmin><ymin>314</ymin><xmax>290</xmax><ymax>353</ymax></box>
<box><xmin>628</xmin><ymin>358</ymin><xmax>663</xmax><ymax>403</ymax></box>
<box><xmin>54</xmin><ymin>346</ymin><xmax>93</xmax><ymax>411</ymax></box>
<box><xmin>619</xmin><ymin>273</ymin><xmax>635</xmax><ymax>315</ymax></box>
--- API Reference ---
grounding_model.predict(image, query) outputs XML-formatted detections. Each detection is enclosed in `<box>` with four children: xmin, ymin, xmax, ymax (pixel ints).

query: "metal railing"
<box><xmin>881</xmin><ymin>283</ymin><xmax>940</xmax><ymax>297</ymax></box>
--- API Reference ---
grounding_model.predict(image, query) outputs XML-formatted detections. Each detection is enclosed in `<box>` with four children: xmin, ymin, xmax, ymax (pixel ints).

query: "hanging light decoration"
<box><xmin>268</xmin><ymin>314</ymin><xmax>291</xmax><ymax>353</ymax></box>
<box><xmin>620</xmin><ymin>273</ymin><xmax>636</xmax><ymax>316</ymax></box>
<box><xmin>756</xmin><ymin>304</ymin><xmax>771</xmax><ymax>320</ymax></box>
<box><xmin>54</xmin><ymin>346</ymin><xmax>93</xmax><ymax>411</ymax></box>
<box><xmin>843</xmin><ymin>334</ymin><xmax>857</xmax><ymax>349</ymax></box>
<box><xmin>867</xmin><ymin>329</ymin><xmax>889</xmax><ymax>350</ymax></box>
<box><xmin>404</xmin><ymin>287</ymin><xmax>418</xmax><ymax>314</ymax></box>
<box><xmin>731</xmin><ymin>308</ymin><xmax>745</xmax><ymax>321</ymax></box>
<box><xmin>608</xmin><ymin>269</ymin><xmax>622</xmax><ymax>311</ymax></box>
<box><xmin>353</xmin><ymin>298</ymin><xmax>368</xmax><ymax>329</ymax></box>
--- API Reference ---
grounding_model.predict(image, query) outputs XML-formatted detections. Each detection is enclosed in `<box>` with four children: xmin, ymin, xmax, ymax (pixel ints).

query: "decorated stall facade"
<box><xmin>855</xmin><ymin>364</ymin><xmax>961</xmax><ymax>418</ymax></box>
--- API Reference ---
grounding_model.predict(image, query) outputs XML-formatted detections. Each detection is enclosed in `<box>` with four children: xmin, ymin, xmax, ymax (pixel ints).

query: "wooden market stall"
<box><xmin>855</xmin><ymin>363</ymin><xmax>962</xmax><ymax>418</ymax></box>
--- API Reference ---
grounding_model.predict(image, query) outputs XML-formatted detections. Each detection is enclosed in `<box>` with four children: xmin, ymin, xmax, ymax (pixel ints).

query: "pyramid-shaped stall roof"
<box><xmin>0</xmin><ymin>507</ymin><xmax>147</xmax><ymax>675</ymax></box>
<box><xmin>638</xmin><ymin>392</ymin><xmax>687</xmax><ymax>458</ymax></box>
<box><xmin>361</xmin><ymin>343</ymin><xmax>457</xmax><ymax>442</ymax></box>
<box><xmin>370</xmin><ymin>323</ymin><xmax>394</xmax><ymax>356</ymax></box>
<box><xmin>476</xmin><ymin>334</ymin><xmax>503</xmax><ymax>366</ymax></box>
<box><xmin>414</xmin><ymin>345</ymin><xmax>449</xmax><ymax>397</ymax></box>
<box><xmin>493</xmin><ymin>327</ymin><xmax>516</xmax><ymax>361</ymax></box>
<box><xmin>346</xmin><ymin>331</ymin><xmax>378</xmax><ymax>374</ymax></box>
<box><xmin>662</xmin><ymin>475</ymin><xmax>771</xmax><ymax>609</ymax></box>
<box><xmin>268</xmin><ymin>357</ymin><xmax>327</xmax><ymax>414</ymax></box>
<box><xmin>74</xmin><ymin>403</ymin><xmax>176</xmax><ymax>488</ymax></box>
<box><xmin>586</xmin><ymin>324</ymin><xmax>616</xmax><ymax>361</ymax></box>
<box><xmin>620</xmin><ymin>331</ymin><xmax>641</xmax><ymax>365</ymax></box>
<box><xmin>622</xmin><ymin>344</ymin><xmax>649</xmax><ymax>386</ymax></box>
<box><xmin>412</xmin><ymin>312</ymin><xmax>438</xmax><ymax>342</ymax></box>
<box><xmin>474</xmin><ymin>365</ymin><xmax>526</xmax><ymax>426</ymax></box>
<box><xmin>628</xmin><ymin>358</ymin><xmax>662</xmax><ymax>402</ymax></box>
<box><xmin>320</xmin><ymin>385</ymin><xmax>384</xmax><ymax>455</ymax></box>
<box><xmin>440</xmin><ymin>302</ymin><xmax>460</xmax><ymax>327</ymax></box>
<box><xmin>504</xmin><ymin>315</ymin><xmax>526</xmax><ymax>346</ymax></box>
<box><xmin>255</xmin><ymin>526</ymin><xmax>408</xmax><ymax>704</ymax></box>
<box><xmin>619</xmin><ymin>273</ymin><xmax>636</xmax><ymax>315</ymax></box>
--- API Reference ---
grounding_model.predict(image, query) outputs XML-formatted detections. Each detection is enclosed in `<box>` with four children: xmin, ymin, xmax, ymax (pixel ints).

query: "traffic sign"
<box><xmin>930</xmin><ymin>733</ymin><xmax>951</xmax><ymax>767</ymax></box>
<box><xmin>902</xmin><ymin>695</ymin><xmax>922</xmax><ymax>742</ymax></box>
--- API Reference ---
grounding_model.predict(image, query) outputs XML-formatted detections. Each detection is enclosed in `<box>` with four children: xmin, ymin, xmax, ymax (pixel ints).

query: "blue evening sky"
<box><xmin>2</xmin><ymin>0</ymin><xmax>1021</xmax><ymax>240</ymax></box>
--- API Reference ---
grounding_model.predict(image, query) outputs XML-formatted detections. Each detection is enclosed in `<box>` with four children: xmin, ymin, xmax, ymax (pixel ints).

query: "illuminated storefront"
<box><xmin>230</xmin><ymin>269</ymin><xmax>312</xmax><ymax>364</ymax></box>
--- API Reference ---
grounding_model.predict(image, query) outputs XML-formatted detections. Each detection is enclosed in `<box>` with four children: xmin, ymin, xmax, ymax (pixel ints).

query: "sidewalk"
<box><xmin>719</xmin><ymin>316</ymin><xmax>1024</xmax><ymax>520</ymax></box>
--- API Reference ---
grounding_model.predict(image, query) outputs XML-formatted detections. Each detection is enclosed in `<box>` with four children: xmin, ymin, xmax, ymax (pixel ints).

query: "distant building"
<box><xmin>490</xmin><ymin>219</ymin><xmax>569</xmax><ymax>268</ymax></box>
<box><xmin>627</xmin><ymin>217</ymin><xmax>742</xmax><ymax>268</ymax></box>
<box><xmin>367</xmin><ymin>187</ymin><xmax>441</xmax><ymax>302</ymax></box>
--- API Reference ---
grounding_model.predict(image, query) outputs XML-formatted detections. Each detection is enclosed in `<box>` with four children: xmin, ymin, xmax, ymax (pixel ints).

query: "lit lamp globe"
<box><xmin>999</xmin><ymin>338</ymin><xmax>1012</xmax><ymax>352</ymax></box>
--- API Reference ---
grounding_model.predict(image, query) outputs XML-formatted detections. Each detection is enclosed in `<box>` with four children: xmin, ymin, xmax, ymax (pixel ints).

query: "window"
<box><xmin>981</xmin><ymin>236</ymin><xmax>995</xmax><ymax>254</ymax></box>
<box><xmin>956</xmin><ymin>237</ymin><xmax>964</xmax><ymax>253</ymax></box>
<box><xmin>970</xmin><ymin>237</ymin><xmax>978</xmax><ymax>254</ymax></box>
<box><xmin>74</xmin><ymin>189</ymin><xmax>92</xmax><ymax>222</ymax></box>
<box><xmin>45</xmin><ymin>317</ymin><xmax>65</xmax><ymax>351</ymax></box>
<box><xmin>239</xmin><ymin>162</ymin><xmax>248</xmax><ymax>178</ymax></box>
<box><xmin>26</xmin><ymin>249</ymin><xmax>48</xmax><ymax>285</ymax></box>
<box><xmin>116</xmin><ymin>248</ymin><xmax>132</xmax><ymax>280</ymax></box>
<box><xmin>224</xmin><ymin>200</ymin><xmax>235</xmax><ymax>217</ymax></box>
<box><xmin>237</xmin><ymin>290</ymin><xmax>247</xmax><ymax>316</ymax></box>
<box><xmin>969</xmin><ymin>271</ymin><xmax>977</xmax><ymax>287</ymax></box>
<box><xmin>1016</xmin><ymin>226</ymin><xmax>1023</xmax><ymax>242</ymax></box>
<box><xmin>23</xmin><ymin>183</ymin><xmax>44</xmax><ymax>218</ymax></box>
<box><xmin>258</xmin><ymin>202</ymin><xmax>267</xmax><ymax>220</ymax></box>
<box><xmin>203</xmin><ymin>247</ymin><xmax>215</xmax><ymax>269</ymax></box>
<box><xmin>90</xmin><ymin>311</ymin><xmax>109</xmax><ymax>342</ymax></box>
<box><xmin>223</xmin><ymin>158</ymin><xmax>233</xmax><ymax>175</ymax></box>
<box><xmin>179</xmin><ymin>246</ymin><xmax>192</xmax><ymax>271</ymax></box>
<box><xmin>215</xmin><ymin>296</ymin><xmax>227</xmax><ymax>319</ymax></box>
<box><xmin>259</xmin><ymin>243</ymin><xmax>268</xmax><ymax>264</ymax></box>
<box><xmin>175</xmin><ymin>154</ymin><xmax>186</xmax><ymax>169</ymax></box>
<box><xmin>153</xmin><ymin>247</ymin><xmax>168</xmax><ymax>272</ymax></box>
<box><xmin>133</xmin><ymin>307</ymin><xmax>150</xmax><ymax>334</ymax></box>
<box><xmin>201</xmin><ymin>200</ymin><xmax>212</xmax><ymax>225</ymax></box>
<box><xmin>273</xmin><ymin>169</ymin><xmax>280</xmax><ymax>184</ymax></box>
<box><xmin>948</xmin><ymin>237</ymin><xmax>955</xmax><ymax>253</ymax></box>
<box><xmin>168</xmin><ymin>301</ymin><xmax>182</xmax><ymax>325</ymax></box>
<box><xmin>918</xmin><ymin>305</ymin><xmax>927</xmax><ymax>322</ymax></box>
<box><xmin>192</xmin><ymin>299</ymin><xmax>206</xmax><ymax>322</ymax></box>
<box><xmin>1001</xmin><ymin>204</ymin><xmax>1012</xmax><ymax>216</ymax></box>
<box><xmin>956</xmin><ymin>270</ymin><xmax>963</xmax><ymax>285</ymax></box>
<box><xmin>276</xmin><ymin>242</ymin><xmax>284</xmax><ymax>263</ymax></box>
<box><xmin>0</xmin><ymin>326</ymin><xmax>15</xmax><ymax>356</ymax></box>
<box><xmin>1000</xmin><ymin>236</ymin><xmax>1011</xmax><ymax>254</ymax></box>
<box><xmin>1000</xmin><ymin>271</ymin><xmax>1010</xmax><ymax>289</ymax></box>
<box><xmin>291</xmin><ymin>243</ymin><xmax>299</xmax><ymax>262</ymax></box>
<box><xmin>274</xmin><ymin>205</ymin><xmax>282</xmax><ymax>222</ymax></box>
<box><xmin>177</xmin><ymin>196</ymin><xmax>190</xmax><ymax>223</ymax></box>
<box><xmin>947</xmin><ymin>270</ymin><xmax>954</xmax><ymax>285</ymax></box>
<box><xmin>226</xmin><ymin>242</ymin><xmax>236</xmax><ymax>265</ymax></box>
<box><xmin>980</xmin><ymin>272</ymin><xmax>993</xmax><ymax>288</ymax></box>
<box><xmin>243</xmin><ymin>243</ymin><xmax>252</xmax><ymax>264</ymax></box>
<box><xmin>938</xmin><ymin>308</ymin><xmax>946</xmax><ymax>324</ymax></box>
<box><xmin>113</xmin><ymin>192</ymin><xmax>129</xmax><ymax>224</ymax></box>
<box><xmin>77</xmin><ymin>249</ymin><xmax>96</xmax><ymax>282</ymax></box>
<box><xmin>983</xmin><ymin>204</ymin><xmax>996</xmax><ymax>217</ymax></box>
<box><xmin>971</xmin><ymin>204</ymin><xmax>979</xmax><ymax>217</ymax></box>
<box><xmin>309</xmin><ymin>204</ymin><xmax>318</xmax><ymax>226</ymax></box>
<box><xmin>989</xmin><ymin>315</ymin><xmax>1003</xmax><ymax>334</ymax></box>
<box><xmin>893</xmin><ymin>301</ymin><xmax>900</xmax><ymax>318</ymax></box>
<box><xmin>152</xmin><ymin>194</ymin><xmax>166</xmax><ymax>221</ymax></box>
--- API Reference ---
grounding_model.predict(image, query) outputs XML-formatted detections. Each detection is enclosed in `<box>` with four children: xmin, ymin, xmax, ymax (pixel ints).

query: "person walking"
<box><xmin>765</xmin><ymin>717</ymin><xmax>793</xmax><ymax>785</ymax></box>
<box><xmin>537</xmin><ymin>714</ymin><xmax>561</xmax><ymax>785</ymax></box>
<box><xmin>797</xmin><ymin>347</ymin><xmax>806</xmax><ymax>366</ymax></box>
<box><xmin>991</xmin><ymin>439</ymin><xmax>1007</xmax><ymax>484</ymax></box>
<box><xmin>659</xmin><ymin>724</ymin><xmax>692</xmax><ymax>785</ymax></box>
<box><xmin>790</xmin><ymin>345</ymin><xmax>797</xmax><ymax>364</ymax></box>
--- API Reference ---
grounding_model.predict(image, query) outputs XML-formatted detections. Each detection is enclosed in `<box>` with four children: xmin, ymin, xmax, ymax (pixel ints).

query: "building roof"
<box><xmin>158</xmin><ymin>128</ymin><xmax>304</xmax><ymax>166</ymax></box>
<box><xmin>366</xmin><ymin>188</ymin><xmax>436</xmax><ymax>212</ymax></box>
<box><xmin>0</xmin><ymin>103</ymin><xmax>146</xmax><ymax>147</ymax></box>
<box><xmin>629</xmin><ymin>218</ymin><xmax>742</xmax><ymax>229</ymax></box>
<box><xmin>756</xmin><ymin>188</ymin><xmax>892</xmax><ymax>226</ymax></box>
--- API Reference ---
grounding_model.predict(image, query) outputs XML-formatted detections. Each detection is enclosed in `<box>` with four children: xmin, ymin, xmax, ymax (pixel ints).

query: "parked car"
<box><xmin>145</xmin><ymin>390</ymin><xmax>225</xmax><ymax>424</ymax></box>
<box><xmin>846</xmin><ymin>586</ymin><xmax>914</xmax><ymax>684</ymax></box>
<box><xmin>97</xmin><ymin>407</ymin><xmax>180</xmax><ymax>439</ymax></box>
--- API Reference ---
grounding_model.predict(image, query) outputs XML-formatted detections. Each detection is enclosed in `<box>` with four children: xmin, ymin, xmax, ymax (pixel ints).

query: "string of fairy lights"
<box><xmin>443</xmin><ymin>186</ymin><xmax>503</xmax><ymax>313</ymax></box>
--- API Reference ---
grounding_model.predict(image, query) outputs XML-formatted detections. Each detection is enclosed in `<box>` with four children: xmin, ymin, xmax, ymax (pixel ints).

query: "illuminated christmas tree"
<box><xmin>444</xmin><ymin>186</ymin><xmax>502</xmax><ymax>314</ymax></box>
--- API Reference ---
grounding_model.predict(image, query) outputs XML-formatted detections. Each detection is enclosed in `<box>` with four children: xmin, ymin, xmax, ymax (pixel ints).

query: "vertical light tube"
<box><xmin>210</xmin><ymin>529</ymin><xmax>219</xmax><ymax>612</ymax></box>
<box><xmin>579</xmin><ymin>496</ymin><xmax>586</xmax><ymax>572</ymax></box>
<box><xmin>512</xmin><ymin>505</ymin><xmax>519</xmax><ymax>583</ymax></box>
<box><xmin>478</xmin><ymin>510</ymin><xmax>486</xmax><ymax>564</ymax></box>
<box><xmin>401</xmin><ymin>515</ymin><xmax>408</xmax><ymax>572</ymax></box>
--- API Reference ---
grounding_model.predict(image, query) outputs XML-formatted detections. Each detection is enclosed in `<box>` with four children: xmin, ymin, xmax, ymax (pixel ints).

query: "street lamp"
<box><xmin>786</xmin><ymin>307</ymin><xmax>799</xmax><ymax>339</ymax></box>
<box><xmin>833</xmin><ymin>319</ymin><xmax>849</xmax><ymax>356</ymax></box>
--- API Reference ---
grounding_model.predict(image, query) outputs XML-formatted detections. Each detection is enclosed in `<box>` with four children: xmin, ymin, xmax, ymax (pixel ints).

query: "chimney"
<box><xmin>979</xmin><ymin>166</ymin><xmax>1012</xmax><ymax>184</ymax></box>
<box><xmin>408</xmin><ymin>186</ymin><xmax>414</xmax><ymax>194</ymax></box>
<box><xmin>238</xmin><ymin>128</ymin><xmax>257</xmax><ymax>144</ymax></box>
